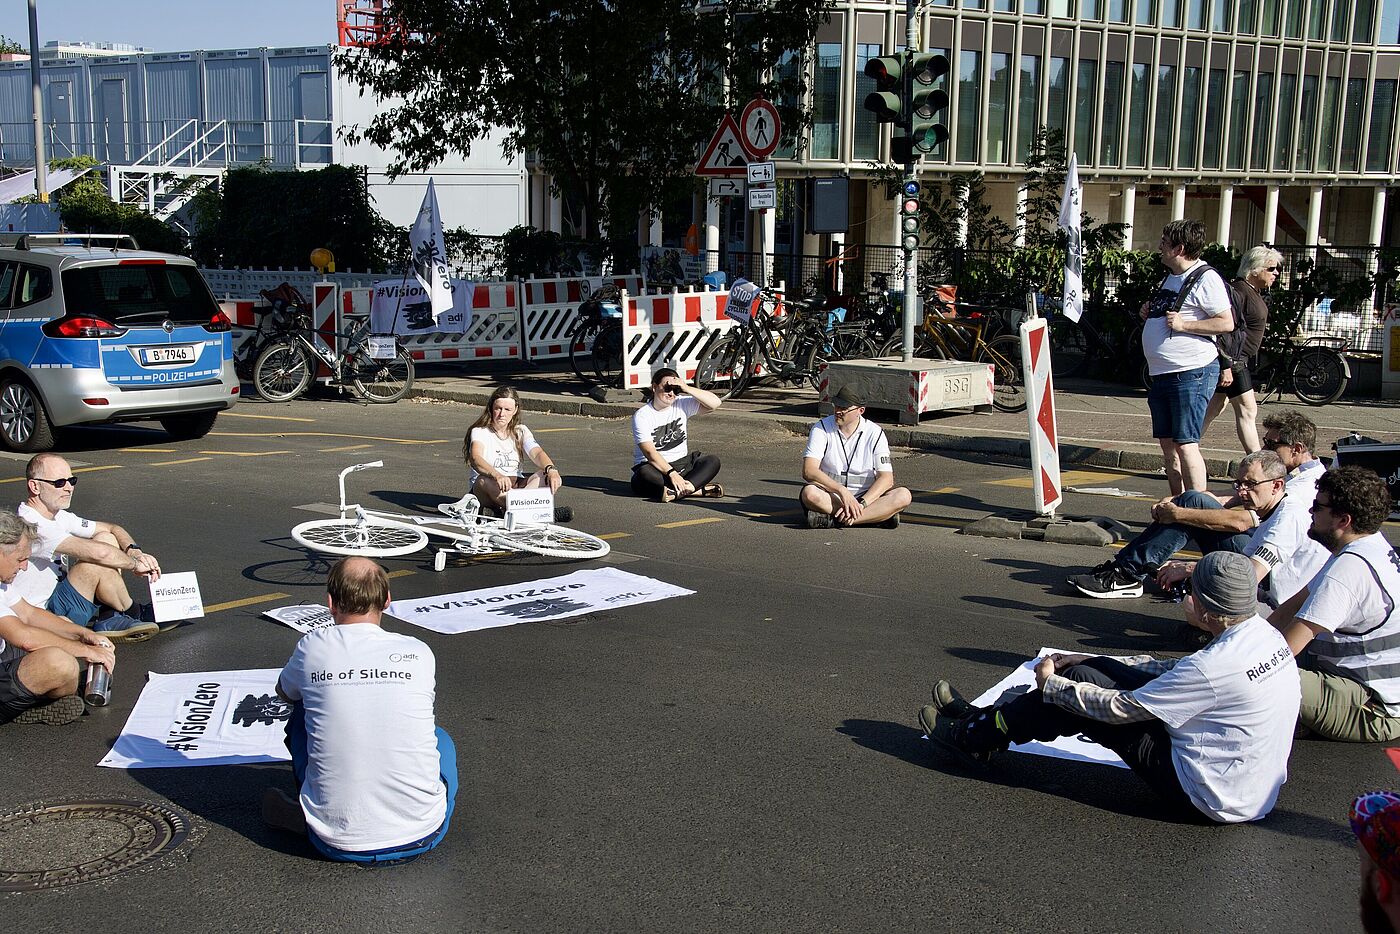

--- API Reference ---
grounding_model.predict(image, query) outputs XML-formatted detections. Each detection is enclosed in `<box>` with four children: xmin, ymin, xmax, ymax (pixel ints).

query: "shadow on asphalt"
<box><xmin>961</xmin><ymin>595</ymin><xmax>1178</xmax><ymax>654</ymax></box>
<box><xmin>369</xmin><ymin>488</ymin><xmax>461</xmax><ymax>514</ymax></box>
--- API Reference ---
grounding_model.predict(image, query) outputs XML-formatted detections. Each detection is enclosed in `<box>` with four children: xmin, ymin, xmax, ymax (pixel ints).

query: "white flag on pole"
<box><xmin>409</xmin><ymin>178</ymin><xmax>455</xmax><ymax>322</ymax></box>
<box><xmin>1057</xmin><ymin>153</ymin><xmax>1084</xmax><ymax>324</ymax></box>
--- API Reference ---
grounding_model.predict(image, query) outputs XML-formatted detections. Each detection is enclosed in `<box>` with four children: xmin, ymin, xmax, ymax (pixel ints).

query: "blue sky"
<box><xmin>0</xmin><ymin>1</ymin><xmax>334</xmax><ymax>53</ymax></box>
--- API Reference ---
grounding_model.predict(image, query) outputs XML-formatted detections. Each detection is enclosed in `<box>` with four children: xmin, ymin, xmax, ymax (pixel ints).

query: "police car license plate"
<box><xmin>139</xmin><ymin>346</ymin><xmax>196</xmax><ymax>366</ymax></box>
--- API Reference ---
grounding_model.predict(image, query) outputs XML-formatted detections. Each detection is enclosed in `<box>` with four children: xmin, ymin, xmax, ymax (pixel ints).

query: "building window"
<box><xmin>1261</xmin><ymin>0</ymin><xmax>1283</xmax><ymax>33</ymax></box>
<box><xmin>957</xmin><ymin>50</ymin><xmax>982</xmax><ymax>162</ymax></box>
<box><xmin>1239</xmin><ymin>0</ymin><xmax>1259</xmax><ymax>32</ymax></box>
<box><xmin>1227</xmin><ymin>70</ymin><xmax>1249</xmax><ymax>169</ymax></box>
<box><xmin>1110</xmin><ymin>0</ymin><xmax>1130</xmax><ymax>20</ymax></box>
<box><xmin>1213</xmin><ymin>0</ymin><xmax>1232</xmax><ymax>30</ymax></box>
<box><xmin>774</xmin><ymin>51</ymin><xmax>801</xmax><ymax>160</ymax></box>
<box><xmin>1137</xmin><ymin>0</ymin><xmax>1157</xmax><ymax>24</ymax></box>
<box><xmin>1051</xmin><ymin>0</ymin><xmax>1077</xmax><ymax>15</ymax></box>
<box><xmin>811</xmin><ymin>42</ymin><xmax>842</xmax><ymax>160</ymax></box>
<box><xmin>1083</xmin><ymin>0</ymin><xmax>1102</xmax><ymax>15</ymax></box>
<box><xmin>1202</xmin><ymin>68</ymin><xmax>1225</xmax><ymax>168</ymax></box>
<box><xmin>1366</xmin><ymin>79</ymin><xmax>1397</xmax><ymax>171</ymax></box>
<box><xmin>1357</xmin><ymin>0</ymin><xmax>1381</xmax><ymax>41</ymax></box>
<box><xmin>1162</xmin><ymin>0</ymin><xmax>1182</xmax><ymax>26</ymax></box>
<box><xmin>1297</xmin><ymin>74</ymin><xmax>1319</xmax><ymax>169</ymax></box>
<box><xmin>1285</xmin><ymin>0</ymin><xmax>1305</xmax><ymax>37</ymax></box>
<box><xmin>854</xmin><ymin>43</ymin><xmax>882</xmax><ymax>161</ymax></box>
<box><xmin>1318</xmin><ymin>75</ymin><xmax>1342</xmax><ymax>170</ymax></box>
<box><xmin>1017</xmin><ymin>54</ymin><xmax>1043</xmax><ymax>162</ymax></box>
<box><xmin>995</xmin><ymin>0</ymin><xmax>1017</xmax><ymax>10</ymax></box>
<box><xmin>1251</xmin><ymin>72</ymin><xmax>1274</xmax><ymax>168</ymax></box>
<box><xmin>989</xmin><ymin>53</ymin><xmax>1014</xmax><ymax>163</ymax></box>
<box><xmin>1188</xmin><ymin>0</ymin><xmax>1207</xmax><ymax>27</ymax></box>
<box><xmin>1308</xmin><ymin>0</ymin><xmax>1329</xmax><ymax>38</ymax></box>
<box><xmin>1274</xmin><ymin>73</ymin><xmax>1298</xmax><ymax>169</ymax></box>
<box><xmin>1101</xmin><ymin>60</ymin><xmax>1125</xmax><ymax>163</ymax></box>
<box><xmin>1153</xmin><ymin>64</ymin><xmax>1177</xmax><ymax>167</ymax></box>
<box><xmin>1340</xmin><ymin>76</ymin><xmax>1365</xmax><ymax>171</ymax></box>
<box><xmin>1332</xmin><ymin>0</ymin><xmax>1353</xmax><ymax>39</ymax></box>
<box><xmin>965</xmin><ymin>0</ymin><xmax>987</xmax><ymax>10</ymax></box>
<box><xmin>1074</xmin><ymin>59</ymin><xmax>1098</xmax><ymax>163</ymax></box>
<box><xmin>1128</xmin><ymin>62</ymin><xmax>1150</xmax><ymax>166</ymax></box>
<box><xmin>1179</xmin><ymin>66</ymin><xmax>1202</xmax><ymax>166</ymax></box>
<box><xmin>1048</xmin><ymin>56</ymin><xmax>1071</xmax><ymax>136</ymax></box>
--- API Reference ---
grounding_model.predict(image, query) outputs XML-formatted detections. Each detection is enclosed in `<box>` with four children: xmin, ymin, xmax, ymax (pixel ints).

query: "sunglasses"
<box><xmin>1310</xmin><ymin>499</ymin><xmax>1337</xmax><ymax>514</ymax></box>
<box><xmin>661</xmin><ymin>384</ymin><xmax>684</xmax><ymax>394</ymax></box>
<box><xmin>1266</xmin><ymin>266</ymin><xmax>1283</xmax><ymax>273</ymax></box>
<box><xmin>33</xmin><ymin>476</ymin><xmax>78</xmax><ymax>488</ymax></box>
<box><xmin>1233</xmin><ymin>477</ymin><xmax>1278</xmax><ymax>491</ymax></box>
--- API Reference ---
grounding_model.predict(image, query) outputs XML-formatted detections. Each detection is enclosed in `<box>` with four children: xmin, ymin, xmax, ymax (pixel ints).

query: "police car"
<box><xmin>0</xmin><ymin>233</ymin><xmax>237</xmax><ymax>452</ymax></box>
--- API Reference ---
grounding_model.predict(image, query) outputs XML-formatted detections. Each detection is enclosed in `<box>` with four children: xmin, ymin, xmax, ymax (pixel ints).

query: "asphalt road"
<box><xmin>1</xmin><ymin>393</ymin><xmax>1387</xmax><ymax>933</ymax></box>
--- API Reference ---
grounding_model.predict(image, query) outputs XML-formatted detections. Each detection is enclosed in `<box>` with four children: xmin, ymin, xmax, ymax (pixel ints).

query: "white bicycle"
<box><xmin>291</xmin><ymin>461</ymin><xmax>610</xmax><ymax>569</ymax></box>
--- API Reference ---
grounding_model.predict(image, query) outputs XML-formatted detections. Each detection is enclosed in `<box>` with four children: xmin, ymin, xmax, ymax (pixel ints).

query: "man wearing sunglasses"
<box><xmin>799</xmin><ymin>392</ymin><xmax>911</xmax><ymax>529</ymax></box>
<box><xmin>1271</xmin><ymin>466</ymin><xmax>1400</xmax><ymax>743</ymax></box>
<box><xmin>12</xmin><ymin>453</ymin><xmax>168</xmax><ymax>642</ymax></box>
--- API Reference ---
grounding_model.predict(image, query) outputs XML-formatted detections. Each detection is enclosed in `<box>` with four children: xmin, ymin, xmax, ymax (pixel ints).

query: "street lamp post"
<box><xmin>28</xmin><ymin>0</ymin><xmax>48</xmax><ymax>203</ymax></box>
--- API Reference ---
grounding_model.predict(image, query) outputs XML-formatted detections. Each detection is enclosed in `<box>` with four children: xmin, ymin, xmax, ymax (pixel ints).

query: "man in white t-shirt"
<box><xmin>799</xmin><ymin>392</ymin><xmax>911</xmax><ymax>529</ymax></box>
<box><xmin>1271</xmin><ymin>466</ymin><xmax>1400</xmax><ymax>743</ymax></box>
<box><xmin>923</xmin><ymin>551</ymin><xmax>1299</xmax><ymax>823</ymax></box>
<box><xmin>1141</xmin><ymin>219</ymin><xmax>1235</xmax><ymax>495</ymax></box>
<box><xmin>14</xmin><ymin>453</ymin><xmax>169</xmax><ymax>642</ymax></box>
<box><xmin>0</xmin><ymin>511</ymin><xmax>115</xmax><ymax>726</ymax></box>
<box><xmin>264</xmin><ymin>557</ymin><xmax>457</xmax><ymax>862</ymax></box>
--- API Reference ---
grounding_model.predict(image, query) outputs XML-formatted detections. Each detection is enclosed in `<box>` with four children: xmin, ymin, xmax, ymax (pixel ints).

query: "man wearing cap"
<box><xmin>799</xmin><ymin>392</ymin><xmax>911</xmax><ymax>530</ymax></box>
<box><xmin>922</xmin><ymin>551</ymin><xmax>1300</xmax><ymax>823</ymax></box>
<box><xmin>1351</xmin><ymin>791</ymin><xmax>1400</xmax><ymax>934</ymax></box>
<box><xmin>1271</xmin><ymin>465</ymin><xmax>1400</xmax><ymax>743</ymax></box>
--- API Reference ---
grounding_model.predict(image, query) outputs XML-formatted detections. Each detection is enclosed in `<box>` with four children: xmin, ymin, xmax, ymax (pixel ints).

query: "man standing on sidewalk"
<box><xmin>1141</xmin><ymin>219</ymin><xmax>1235</xmax><ymax>495</ymax></box>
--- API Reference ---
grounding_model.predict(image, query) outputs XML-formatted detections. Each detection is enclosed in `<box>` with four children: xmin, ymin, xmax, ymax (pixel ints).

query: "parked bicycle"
<box><xmin>1037</xmin><ymin>293</ymin><xmax>1148</xmax><ymax>388</ymax></box>
<box><xmin>568</xmin><ymin>283</ymin><xmax>625</xmax><ymax>388</ymax></box>
<box><xmin>877</xmin><ymin>292</ymin><xmax>1027</xmax><ymax>412</ymax></box>
<box><xmin>1252</xmin><ymin>334</ymin><xmax>1350</xmax><ymax>406</ymax></box>
<box><xmin>252</xmin><ymin>309</ymin><xmax>415</xmax><ymax>404</ymax></box>
<box><xmin>233</xmin><ymin>283</ymin><xmax>309</xmax><ymax>381</ymax></box>
<box><xmin>291</xmin><ymin>461</ymin><xmax>609</xmax><ymax>569</ymax></box>
<box><xmin>693</xmin><ymin>288</ymin><xmax>877</xmax><ymax>400</ymax></box>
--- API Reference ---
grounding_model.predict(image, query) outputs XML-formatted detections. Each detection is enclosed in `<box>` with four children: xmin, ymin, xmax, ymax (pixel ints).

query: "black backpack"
<box><xmin>1156</xmin><ymin>265</ymin><xmax>1247</xmax><ymax>367</ymax></box>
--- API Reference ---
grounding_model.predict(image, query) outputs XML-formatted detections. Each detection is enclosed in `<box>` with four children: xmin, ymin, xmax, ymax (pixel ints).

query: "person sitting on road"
<box><xmin>630</xmin><ymin>368</ymin><xmax>724</xmax><ymax>502</ymax></box>
<box><xmin>14</xmin><ymin>453</ymin><xmax>169</xmax><ymax>641</ymax></box>
<box><xmin>463</xmin><ymin>386</ymin><xmax>570</xmax><ymax>523</ymax></box>
<box><xmin>799</xmin><ymin>392</ymin><xmax>911</xmax><ymax>529</ymax></box>
<box><xmin>264</xmin><ymin>557</ymin><xmax>458</xmax><ymax>863</ymax></box>
<box><xmin>922</xmin><ymin>551</ymin><xmax>1300</xmax><ymax>824</ymax></box>
<box><xmin>1200</xmin><ymin>246</ymin><xmax>1281</xmax><ymax>454</ymax></box>
<box><xmin>0</xmin><ymin>512</ymin><xmax>116</xmax><ymax>726</ymax></box>
<box><xmin>1350</xmin><ymin>791</ymin><xmax>1400</xmax><ymax>934</ymax></box>
<box><xmin>1271</xmin><ymin>466</ymin><xmax>1400</xmax><ymax>743</ymax></box>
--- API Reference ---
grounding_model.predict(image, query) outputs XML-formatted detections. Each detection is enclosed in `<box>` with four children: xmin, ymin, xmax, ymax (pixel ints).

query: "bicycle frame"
<box><xmin>331</xmin><ymin>462</ymin><xmax>492</xmax><ymax>548</ymax></box>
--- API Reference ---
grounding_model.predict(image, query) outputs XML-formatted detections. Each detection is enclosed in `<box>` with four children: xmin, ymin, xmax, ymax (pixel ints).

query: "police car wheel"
<box><xmin>159</xmin><ymin>411</ymin><xmax>218</xmax><ymax>442</ymax></box>
<box><xmin>0</xmin><ymin>378</ymin><xmax>53</xmax><ymax>453</ymax></box>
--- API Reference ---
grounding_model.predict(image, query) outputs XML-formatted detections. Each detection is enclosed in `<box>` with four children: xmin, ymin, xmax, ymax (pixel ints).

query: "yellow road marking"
<box><xmin>989</xmin><ymin>469</ymin><xmax>1128</xmax><ymax>489</ymax></box>
<box><xmin>531</xmin><ymin>428</ymin><xmax>579</xmax><ymax>433</ymax></box>
<box><xmin>386</xmin><ymin>569</ymin><xmax>417</xmax><ymax>579</ymax></box>
<box><xmin>598</xmin><ymin>532</ymin><xmax>632</xmax><ymax>540</ymax></box>
<box><xmin>198</xmin><ymin>450</ymin><xmax>292</xmax><ymax>457</ymax></box>
<box><xmin>210</xmin><ymin>431</ymin><xmax>447</xmax><ymax>444</ymax></box>
<box><xmin>656</xmin><ymin>517</ymin><xmax>727</xmax><ymax>529</ymax></box>
<box><xmin>318</xmin><ymin>444</ymin><xmax>371</xmax><ymax>453</ymax></box>
<box><xmin>223</xmin><ymin>411</ymin><xmax>316</xmax><ymax>422</ymax></box>
<box><xmin>152</xmin><ymin>457</ymin><xmax>213</xmax><ymax>466</ymax></box>
<box><xmin>911</xmin><ymin>487</ymin><xmax>958</xmax><ymax>500</ymax></box>
<box><xmin>121</xmin><ymin>447</ymin><xmax>177</xmax><ymax>453</ymax></box>
<box><xmin>204</xmin><ymin>593</ymin><xmax>287</xmax><ymax>613</ymax></box>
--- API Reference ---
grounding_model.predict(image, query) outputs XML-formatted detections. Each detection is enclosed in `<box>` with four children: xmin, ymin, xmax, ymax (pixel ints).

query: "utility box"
<box><xmin>819</xmin><ymin>358</ymin><xmax>992</xmax><ymax>424</ymax></box>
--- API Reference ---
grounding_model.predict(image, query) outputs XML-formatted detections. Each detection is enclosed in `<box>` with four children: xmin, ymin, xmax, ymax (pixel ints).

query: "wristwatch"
<box><xmin>545</xmin><ymin>465</ymin><xmax>558</xmax><ymax>473</ymax></box>
<box><xmin>124</xmin><ymin>543</ymin><xmax>140</xmax><ymax>553</ymax></box>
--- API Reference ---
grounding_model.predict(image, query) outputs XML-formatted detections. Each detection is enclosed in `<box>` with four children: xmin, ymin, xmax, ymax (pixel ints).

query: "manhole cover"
<box><xmin>0</xmin><ymin>798</ymin><xmax>195</xmax><ymax>892</ymax></box>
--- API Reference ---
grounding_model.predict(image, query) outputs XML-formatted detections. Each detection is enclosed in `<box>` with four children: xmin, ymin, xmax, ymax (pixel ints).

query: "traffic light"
<box><xmin>900</xmin><ymin>179</ymin><xmax>921</xmax><ymax>252</ymax></box>
<box><xmin>908</xmin><ymin>52</ymin><xmax>950</xmax><ymax>153</ymax></box>
<box><xmin>862</xmin><ymin>54</ymin><xmax>905</xmax><ymax>124</ymax></box>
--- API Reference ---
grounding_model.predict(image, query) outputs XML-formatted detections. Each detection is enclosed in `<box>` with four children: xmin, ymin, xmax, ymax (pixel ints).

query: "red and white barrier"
<box><xmin>621</xmin><ymin>288</ymin><xmax>738</xmax><ymax>389</ymax></box>
<box><xmin>520</xmin><ymin>274</ymin><xmax>644</xmax><ymax>361</ymax></box>
<box><xmin>1021</xmin><ymin>317</ymin><xmax>1062</xmax><ymax>515</ymax></box>
<box><xmin>398</xmin><ymin>282</ymin><xmax>521</xmax><ymax>362</ymax></box>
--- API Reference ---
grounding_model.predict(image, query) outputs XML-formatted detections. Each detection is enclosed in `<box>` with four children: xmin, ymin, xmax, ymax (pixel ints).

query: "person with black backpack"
<box><xmin>1201</xmin><ymin>246</ymin><xmax>1282</xmax><ymax>454</ymax></box>
<box><xmin>1141</xmin><ymin>220</ymin><xmax>1237</xmax><ymax>495</ymax></box>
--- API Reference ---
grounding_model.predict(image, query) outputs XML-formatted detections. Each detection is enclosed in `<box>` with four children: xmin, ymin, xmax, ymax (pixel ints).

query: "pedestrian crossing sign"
<box><xmin>694</xmin><ymin>114</ymin><xmax>749</xmax><ymax>176</ymax></box>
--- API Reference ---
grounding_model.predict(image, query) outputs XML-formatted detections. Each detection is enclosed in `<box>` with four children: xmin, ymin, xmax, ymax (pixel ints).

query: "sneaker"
<box><xmin>552</xmin><ymin>505</ymin><xmax>574</xmax><ymax>524</ymax></box>
<box><xmin>805</xmin><ymin>509</ymin><xmax>834</xmax><ymax>530</ymax></box>
<box><xmin>879</xmin><ymin>513</ymin><xmax>900</xmax><ymax>530</ymax></box>
<box><xmin>261</xmin><ymin>787</ymin><xmax>306</xmax><ymax>835</ymax></box>
<box><xmin>919</xmin><ymin>705</ymin><xmax>995</xmax><ymax>768</ymax></box>
<box><xmin>660</xmin><ymin>486</ymin><xmax>677</xmax><ymax>503</ymax></box>
<box><xmin>931</xmin><ymin>679</ymin><xmax>977</xmax><ymax>721</ymax></box>
<box><xmin>700</xmin><ymin>482</ymin><xmax>724</xmax><ymax>498</ymax></box>
<box><xmin>13</xmin><ymin>694</ymin><xmax>84</xmax><ymax>725</ymax></box>
<box><xmin>93</xmin><ymin>612</ymin><xmax>159</xmax><ymax>642</ymax></box>
<box><xmin>1068</xmin><ymin>562</ymin><xmax>1144</xmax><ymax>599</ymax></box>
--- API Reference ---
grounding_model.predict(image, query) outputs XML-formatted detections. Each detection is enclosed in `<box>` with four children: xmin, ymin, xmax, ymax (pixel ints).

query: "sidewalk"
<box><xmin>409</xmin><ymin>361</ymin><xmax>1400</xmax><ymax>479</ymax></box>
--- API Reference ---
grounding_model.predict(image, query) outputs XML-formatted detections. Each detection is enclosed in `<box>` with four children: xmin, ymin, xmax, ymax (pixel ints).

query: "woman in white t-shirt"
<box><xmin>631</xmin><ymin>367</ymin><xmax>724</xmax><ymax>501</ymax></box>
<box><xmin>463</xmin><ymin>386</ymin><xmax>564</xmax><ymax>518</ymax></box>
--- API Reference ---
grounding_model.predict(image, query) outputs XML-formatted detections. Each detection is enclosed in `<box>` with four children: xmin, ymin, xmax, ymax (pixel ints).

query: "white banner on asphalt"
<box><xmin>264</xmin><ymin>603</ymin><xmax>334</xmax><ymax>635</ymax></box>
<box><xmin>99</xmin><ymin>670</ymin><xmax>292</xmax><ymax>769</ymax></box>
<box><xmin>387</xmin><ymin>568</ymin><xmax>694</xmax><ymax>635</ymax></box>
<box><xmin>966</xmin><ymin>647</ymin><xmax>1129</xmax><ymax>769</ymax></box>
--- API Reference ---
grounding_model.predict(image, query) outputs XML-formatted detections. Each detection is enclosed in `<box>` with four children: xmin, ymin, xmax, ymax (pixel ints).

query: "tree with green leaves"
<box><xmin>337</xmin><ymin>0</ymin><xmax>831</xmax><ymax>243</ymax></box>
<box><xmin>0</xmin><ymin>35</ymin><xmax>24</xmax><ymax>56</ymax></box>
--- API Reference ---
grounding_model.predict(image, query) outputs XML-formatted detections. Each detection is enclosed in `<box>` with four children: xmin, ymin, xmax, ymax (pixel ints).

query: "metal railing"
<box><xmin>0</xmin><ymin>119</ymin><xmax>334</xmax><ymax>170</ymax></box>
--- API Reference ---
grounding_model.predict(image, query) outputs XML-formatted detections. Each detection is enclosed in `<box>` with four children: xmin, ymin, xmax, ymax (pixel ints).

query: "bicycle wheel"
<box><xmin>292</xmin><ymin>518</ymin><xmax>428</xmax><ymax>557</ymax></box>
<box><xmin>590</xmin><ymin>323</ymin><xmax>625</xmax><ymax>387</ymax></box>
<box><xmin>1289</xmin><ymin>347</ymin><xmax>1348</xmax><ymax>406</ymax></box>
<box><xmin>803</xmin><ymin>330</ymin><xmax>877</xmax><ymax>392</ymax></box>
<box><xmin>488</xmin><ymin>523</ymin><xmax>611</xmax><ymax>559</ymax></box>
<box><xmin>568</xmin><ymin>320</ymin><xmax>603</xmax><ymax>385</ymax></box>
<box><xmin>694</xmin><ymin>332</ymin><xmax>752</xmax><ymax>400</ymax></box>
<box><xmin>351</xmin><ymin>347</ymin><xmax>415</xmax><ymax>403</ymax></box>
<box><xmin>253</xmin><ymin>341</ymin><xmax>313</xmax><ymax>403</ymax></box>
<box><xmin>978</xmin><ymin>334</ymin><xmax>1028</xmax><ymax>412</ymax></box>
<box><xmin>878</xmin><ymin>332</ymin><xmax>945</xmax><ymax>359</ymax></box>
<box><xmin>1048</xmin><ymin>318</ymin><xmax>1089</xmax><ymax>378</ymax></box>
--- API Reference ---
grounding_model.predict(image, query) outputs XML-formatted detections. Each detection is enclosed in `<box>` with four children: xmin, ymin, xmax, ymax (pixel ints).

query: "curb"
<box><xmin>408</xmin><ymin>384</ymin><xmax>1238</xmax><ymax>481</ymax></box>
